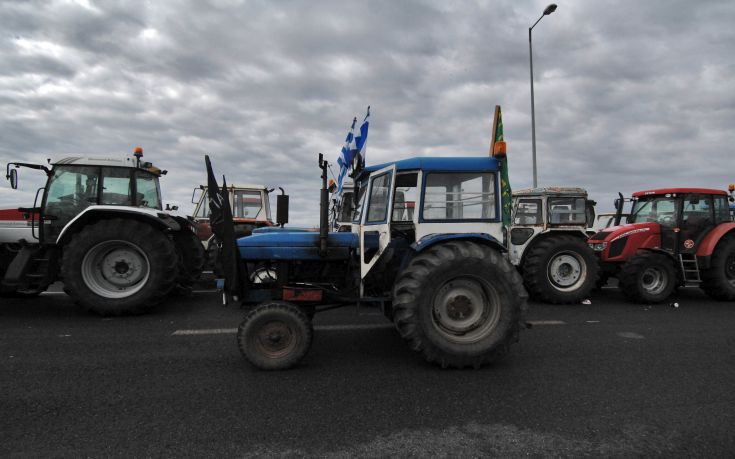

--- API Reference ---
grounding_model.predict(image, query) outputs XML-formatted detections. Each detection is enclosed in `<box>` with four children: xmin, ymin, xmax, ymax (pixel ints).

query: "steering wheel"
<box><xmin>660</xmin><ymin>215</ymin><xmax>674</xmax><ymax>225</ymax></box>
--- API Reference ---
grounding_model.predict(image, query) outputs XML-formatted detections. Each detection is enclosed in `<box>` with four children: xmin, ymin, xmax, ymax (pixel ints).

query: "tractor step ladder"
<box><xmin>679</xmin><ymin>253</ymin><xmax>701</xmax><ymax>285</ymax></box>
<box><xmin>18</xmin><ymin>254</ymin><xmax>51</xmax><ymax>295</ymax></box>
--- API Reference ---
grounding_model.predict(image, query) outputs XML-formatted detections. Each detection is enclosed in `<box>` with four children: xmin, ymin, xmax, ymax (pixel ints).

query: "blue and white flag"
<box><xmin>336</xmin><ymin>116</ymin><xmax>357</xmax><ymax>195</ymax></box>
<box><xmin>351</xmin><ymin>106</ymin><xmax>370</xmax><ymax>174</ymax></box>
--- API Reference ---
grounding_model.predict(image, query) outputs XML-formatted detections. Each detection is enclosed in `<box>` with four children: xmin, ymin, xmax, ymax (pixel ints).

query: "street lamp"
<box><xmin>529</xmin><ymin>3</ymin><xmax>557</xmax><ymax>188</ymax></box>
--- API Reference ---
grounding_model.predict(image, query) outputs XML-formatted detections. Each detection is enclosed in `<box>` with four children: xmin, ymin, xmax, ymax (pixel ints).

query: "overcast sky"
<box><xmin>1</xmin><ymin>0</ymin><xmax>734</xmax><ymax>224</ymax></box>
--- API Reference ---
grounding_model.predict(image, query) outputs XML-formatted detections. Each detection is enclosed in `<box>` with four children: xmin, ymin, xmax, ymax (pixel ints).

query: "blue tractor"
<box><xmin>207</xmin><ymin>153</ymin><xmax>528</xmax><ymax>370</ymax></box>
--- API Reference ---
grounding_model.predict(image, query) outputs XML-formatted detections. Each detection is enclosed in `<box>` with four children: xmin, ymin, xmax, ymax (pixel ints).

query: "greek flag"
<box><xmin>336</xmin><ymin>117</ymin><xmax>357</xmax><ymax>195</ymax></box>
<box><xmin>351</xmin><ymin>106</ymin><xmax>370</xmax><ymax>174</ymax></box>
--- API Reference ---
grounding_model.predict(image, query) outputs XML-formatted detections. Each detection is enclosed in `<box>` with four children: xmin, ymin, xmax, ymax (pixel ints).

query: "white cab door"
<box><xmin>359</xmin><ymin>165</ymin><xmax>396</xmax><ymax>281</ymax></box>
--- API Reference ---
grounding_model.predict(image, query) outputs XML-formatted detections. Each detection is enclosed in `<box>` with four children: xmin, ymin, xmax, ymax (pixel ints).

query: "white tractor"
<box><xmin>508</xmin><ymin>187</ymin><xmax>599</xmax><ymax>303</ymax></box>
<box><xmin>0</xmin><ymin>148</ymin><xmax>204</xmax><ymax>315</ymax></box>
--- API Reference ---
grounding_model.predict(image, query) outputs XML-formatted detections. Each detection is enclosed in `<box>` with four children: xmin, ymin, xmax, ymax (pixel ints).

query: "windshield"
<box><xmin>628</xmin><ymin>196</ymin><xmax>678</xmax><ymax>225</ymax></box>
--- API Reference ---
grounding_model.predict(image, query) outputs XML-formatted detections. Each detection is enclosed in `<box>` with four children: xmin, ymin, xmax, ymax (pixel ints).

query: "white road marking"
<box><xmin>526</xmin><ymin>320</ymin><xmax>566</xmax><ymax>326</ymax></box>
<box><xmin>172</xmin><ymin>323</ymin><xmax>395</xmax><ymax>336</ymax></box>
<box><xmin>586</xmin><ymin>320</ymin><xmax>600</xmax><ymax>323</ymax></box>
<box><xmin>617</xmin><ymin>331</ymin><xmax>645</xmax><ymax>339</ymax></box>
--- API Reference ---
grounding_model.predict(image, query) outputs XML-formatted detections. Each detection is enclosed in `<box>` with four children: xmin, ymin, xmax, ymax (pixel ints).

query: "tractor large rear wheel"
<box><xmin>61</xmin><ymin>219</ymin><xmax>178</xmax><ymax>315</ymax></box>
<box><xmin>522</xmin><ymin>234</ymin><xmax>598</xmax><ymax>304</ymax></box>
<box><xmin>392</xmin><ymin>241</ymin><xmax>528</xmax><ymax>369</ymax></box>
<box><xmin>700</xmin><ymin>235</ymin><xmax>735</xmax><ymax>301</ymax></box>
<box><xmin>618</xmin><ymin>251</ymin><xmax>676</xmax><ymax>304</ymax></box>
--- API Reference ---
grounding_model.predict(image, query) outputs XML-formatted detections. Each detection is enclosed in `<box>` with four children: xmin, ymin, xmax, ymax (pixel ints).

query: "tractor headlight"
<box><xmin>589</xmin><ymin>242</ymin><xmax>608</xmax><ymax>252</ymax></box>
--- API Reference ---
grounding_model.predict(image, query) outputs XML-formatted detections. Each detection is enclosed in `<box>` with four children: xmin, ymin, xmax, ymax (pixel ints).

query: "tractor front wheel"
<box><xmin>237</xmin><ymin>301</ymin><xmax>313</xmax><ymax>370</ymax></box>
<box><xmin>618</xmin><ymin>251</ymin><xmax>676</xmax><ymax>304</ymax></box>
<box><xmin>522</xmin><ymin>234</ymin><xmax>598</xmax><ymax>304</ymax></box>
<box><xmin>61</xmin><ymin>219</ymin><xmax>178</xmax><ymax>315</ymax></box>
<box><xmin>700</xmin><ymin>235</ymin><xmax>735</xmax><ymax>301</ymax></box>
<box><xmin>392</xmin><ymin>241</ymin><xmax>528</xmax><ymax>369</ymax></box>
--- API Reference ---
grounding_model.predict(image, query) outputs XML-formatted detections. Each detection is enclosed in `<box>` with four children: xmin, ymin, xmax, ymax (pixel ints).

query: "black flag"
<box><xmin>205</xmin><ymin>155</ymin><xmax>242</xmax><ymax>300</ymax></box>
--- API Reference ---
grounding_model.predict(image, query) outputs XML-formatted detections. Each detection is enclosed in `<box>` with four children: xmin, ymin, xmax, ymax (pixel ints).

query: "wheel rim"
<box><xmin>81</xmin><ymin>240</ymin><xmax>150</xmax><ymax>298</ymax></box>
<box><xmin>253</xmin><ymin>320</ymin><xmax>298</xmax><ymax>359</ymax></box>
<box><xmin>641</xmin><ymin>266</ymin><xmax>667</xmax><ymax>295</ymax></box>
<box><xmin>431</xmin><ymin>276</ymin><xmax>501</xmax><ymax>344</ymax></box>
<box><xmin>547</xmin><ymin>251</ymin><xmax>586</xmax><ymax>291</ymax></box>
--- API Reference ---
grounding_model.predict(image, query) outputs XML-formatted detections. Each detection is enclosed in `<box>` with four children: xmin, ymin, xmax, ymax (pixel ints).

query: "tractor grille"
<box><xmin>608</xmin><ymin>236</ymin><xmax>628</xmax><ymax>258</ymax></box>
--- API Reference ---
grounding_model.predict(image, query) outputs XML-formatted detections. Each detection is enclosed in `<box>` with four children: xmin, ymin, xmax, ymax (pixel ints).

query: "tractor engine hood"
<box><xmin>588</xmin><ymin>222</ymin><xmax>661</xmax><ymax>260</ymax></box>
<box><xmin>237</xmin><ymin>230</ymin><xmax>357</xmax><ymax>261</ymax></box>
<box><xmin>588</xmin><ymin>222</ymin><xmax>659</xmax><ymax>243</ymax></box>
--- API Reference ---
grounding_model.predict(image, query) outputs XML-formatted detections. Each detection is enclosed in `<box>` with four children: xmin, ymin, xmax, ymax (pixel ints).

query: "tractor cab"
<box><xmin>6</xmin><ymin>153</ymin><xmax>165</xmax><ymax>244</ymax></box>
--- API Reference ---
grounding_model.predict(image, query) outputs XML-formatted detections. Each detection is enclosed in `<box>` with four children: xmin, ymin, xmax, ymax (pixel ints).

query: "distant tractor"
<box><xmin>0</xmin><ymin>149</ymin><xmax>204</xmax><ymax>315</ymax></box>
<box><xmin>588</xmin><ymin>188</ymin><xmax>735</xmax><ymax>303</ymax></box>
<box><xmin>208</xmin><ymin>153</ymin><xmax>528</xmax><ymax>370</ymax></box>
<box><xmin>190</xmin><ymin>184</ymin><xmax>274</xmax><ymax>268</ymax></box>
<box><xmin>508</xmin><ymin>188</ymin><xmax>599</xmax><ymax>303</ymax></box>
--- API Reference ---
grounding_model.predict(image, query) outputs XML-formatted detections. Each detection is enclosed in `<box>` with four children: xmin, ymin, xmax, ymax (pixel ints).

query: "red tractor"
<box><xmin>588</xmin><ymin>188</ymin><xmax>735</xmax><ymax>303</ymax></box>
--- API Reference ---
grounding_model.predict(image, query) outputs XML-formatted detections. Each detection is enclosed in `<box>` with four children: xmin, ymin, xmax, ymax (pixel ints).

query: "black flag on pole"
<box><xmin>205</xmin><ymin>155</ymin><xmax>242</xmax><ymax>301</ymax></box>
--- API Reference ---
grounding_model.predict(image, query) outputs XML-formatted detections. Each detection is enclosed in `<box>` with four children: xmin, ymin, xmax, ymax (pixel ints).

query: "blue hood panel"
<box><xmin>238</xmin><ymin>231</ymin><xmax>358</xmax><ymax>261</ymax></box>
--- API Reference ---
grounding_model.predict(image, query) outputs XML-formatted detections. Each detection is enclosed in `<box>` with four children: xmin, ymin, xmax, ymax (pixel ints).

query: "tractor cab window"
<box><xmin>548</xmin><ymin>197</ymin><xmax>587</xmax><ymax>225</ymax></box>
<box><xmin>100</xmin><ymin>167</ymin><xmax>133</xmax><ymax>206</ymax></box>
<box><xmin>681</xmin><ymin>194</ymin><xmax>714</xmax><ymax>238</ymax></box>
<box><xmin>423</xmin><ymin>172</ymin><xmax>496</xmax><ymax>221</ymax></box>
<box><xmin>134</xmin><ymin>171</ymin><xmax>161</xmax><ymax>209</ymax></box>
<box><xmin>514</xmin><ymin>199</ymin><xmax>542</xmax><ymax>225</ymax></box>
<box><xmin>234</xmin><ymin>190</ymin><xmax>262</xmax><ymax>219</ymax></box>
<box><xmin>45</xmin><ymin>165</ymin><xmax>99</xmax><ymax>216</ymax></box>
<box><xmin>713</xmin><ymin>196</ymin><xmax>730</xmax><ymax>223</ymax></box>
<box><xmin>195</xmin><ymin>190</ymin><xmax>210</xmax><ymax>218</ymax></box>
<box><xmin>338</xmin><ymin>191</ymin><xmax>355</xmax><ymax>223</ymax></box>
<box><xmin>392</xmin><ymin>173</ymin><xmax>418</xmax><ymax>222</ymax></box>
<box><xmin>366</xmin><ymin>172</ymin><xmax>392</xmax><ymax>223</ymax></box>
<box><xmin>628</xmin><ymin>196</ymin><xmax>678</xmax><ymax>226</ymax></box>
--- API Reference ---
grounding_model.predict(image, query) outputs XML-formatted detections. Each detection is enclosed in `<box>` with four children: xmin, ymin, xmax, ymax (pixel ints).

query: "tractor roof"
<box><xmin>363</xmin><ymin>156</ymin><xmax>499</xmax><ymax>175</ymax></box>
<box><xmin>632</xmin><ymin>188</ymin><xmax>727</xmax><ymax>197</ymax></box>
<box><xmin>54</xmin><ymin>156</ymin><xmax>137</xmax><ymax>167</ymax></box>
<box><xmin>201</xmin><ymin>184</ymin><xmax>268</xmax><ymax>191</ymax></box>
<box><xmin>513</xmin><ymin>187</ymin><xmax>588</xmax><ymax>197</ymax></box>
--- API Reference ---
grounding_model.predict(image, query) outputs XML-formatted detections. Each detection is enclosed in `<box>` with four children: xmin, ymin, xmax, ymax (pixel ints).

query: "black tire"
<box><xmin>700</xmin><ymin>235</ymin><xmax>735</xmax><ymax>301</ymax></box>
<box><xmin>237</xmin><ymin>301</ymin><xmax>313</xmax><ymax>370</ymax></box>
<box><xmin>61</xmin><ymin>218</ymin><xmax>178</xmax><ymax>316</ymax></box>
<box><xmin>522</xmin><ymin>234</ymin><xmax>599</xmax><ymax>304</ymax></box>
<box><xmin>392</xmin><ymin>241</ymin><xmax>528</xmax><ymax>369</ymax></box>
<box><xmin>618</xmin><ymin>251</ymin><xmax>676</xmax><ymax>304</ymax></box>
<box><xmin>174</xmin><ymin>230</ymin><xmax>205</xmax><ymax>287</ymax></box>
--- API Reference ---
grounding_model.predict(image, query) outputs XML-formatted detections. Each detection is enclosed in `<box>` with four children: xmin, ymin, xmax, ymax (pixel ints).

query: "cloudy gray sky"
<box><xmin>1</xmin><ymin>0</ymin><xmax>734</xmax><ymax>224</ymax></box>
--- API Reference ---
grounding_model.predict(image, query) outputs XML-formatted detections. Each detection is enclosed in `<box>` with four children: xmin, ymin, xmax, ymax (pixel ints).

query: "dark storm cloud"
<box><xmin>1</xmin><ymin>0</ymin><xmax>734</xmax><ymax>222</ymax></box>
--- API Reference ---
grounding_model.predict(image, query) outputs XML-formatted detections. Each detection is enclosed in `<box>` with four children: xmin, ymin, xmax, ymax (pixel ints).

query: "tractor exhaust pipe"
<box><xmin>318</xmin><ymin>153</ymin><xmax>329</xmax><ymax>257</ymax></box>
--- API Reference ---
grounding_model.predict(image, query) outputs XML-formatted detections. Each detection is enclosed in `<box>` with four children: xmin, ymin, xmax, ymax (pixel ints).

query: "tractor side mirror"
<box><xmin>8</xmin><ymin>168</ymin><xmax>18</xmax><ymax>189</ymax></box>
<box><xmin>276</xmin><ymin>187</ymin><xmax>289</xmax><ymax>227</ymax></box>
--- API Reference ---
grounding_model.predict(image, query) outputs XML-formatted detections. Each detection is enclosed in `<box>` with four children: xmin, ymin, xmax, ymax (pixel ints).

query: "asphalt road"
<box><xmin>1</xmin><ymin>286</ymin><xmax>734</xmax><ymax>457</ymax></box>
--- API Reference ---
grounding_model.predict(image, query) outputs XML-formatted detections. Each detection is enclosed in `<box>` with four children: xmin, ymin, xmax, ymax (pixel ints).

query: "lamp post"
<box><xmin>529</xmin><ymin>3</ymin><xmax>557</xmax><ymax>188</ymax></box>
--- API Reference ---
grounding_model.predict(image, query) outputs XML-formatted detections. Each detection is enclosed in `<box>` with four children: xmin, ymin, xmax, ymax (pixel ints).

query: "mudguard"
<box><xmin>56</xmin><ymin>206</ymin><xmax>180</xmax><ymax>244</ymax></box>
<box><xmin>411</xmin><ymin>233</ymin><xmax>505</xmax><ymax>253</ymax></box>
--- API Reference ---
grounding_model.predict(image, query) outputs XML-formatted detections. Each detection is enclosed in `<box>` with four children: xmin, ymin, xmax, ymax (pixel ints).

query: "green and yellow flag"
<box><xmin>490</xmin><ymin>105</ymin><xmax>512</xmax><ymax>227</ymax></box>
